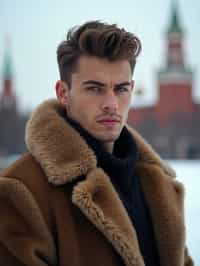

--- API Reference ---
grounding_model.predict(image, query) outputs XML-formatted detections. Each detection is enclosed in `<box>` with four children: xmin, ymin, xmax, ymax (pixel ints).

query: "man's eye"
<box><xmin>86</xmin><ymin>86</ymin><xmax>101</xmax><ymax>93</ymax></box>
<box><xmin>116</xmin><ymin>87</ymin><xmax>130</xmax><ymax>93</ymax></box>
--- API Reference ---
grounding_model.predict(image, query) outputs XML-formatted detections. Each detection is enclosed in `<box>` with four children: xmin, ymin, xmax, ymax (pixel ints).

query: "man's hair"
<box><xmin>57</xmin><ymin>21</ymin><xmax>142</xmax><ymax>87</ymax></box>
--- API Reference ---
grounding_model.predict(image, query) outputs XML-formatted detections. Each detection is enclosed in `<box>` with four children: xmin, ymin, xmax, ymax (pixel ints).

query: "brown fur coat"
<box><xmin>0</xmin><ymin>99</ymin><xmax>193</xmax><ymax>266</ymax></box>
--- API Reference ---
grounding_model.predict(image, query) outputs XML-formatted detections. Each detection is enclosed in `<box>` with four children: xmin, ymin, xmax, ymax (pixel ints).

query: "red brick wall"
<box><xmin>128</xmin><ymin>82</ymin><xmax>200</xmax><ymax>127</ymax></box>
<box><xmin>157</xmin><ymin>82</ymin><xmax>195</xmax><ymax>123</ymax></box>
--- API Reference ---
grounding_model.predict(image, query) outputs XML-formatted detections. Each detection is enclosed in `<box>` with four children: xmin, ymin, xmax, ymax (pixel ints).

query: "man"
<box><xmin>0</xmin><ymin>21</ymin><xmax>193</xmax><ymax>266</ymax></box>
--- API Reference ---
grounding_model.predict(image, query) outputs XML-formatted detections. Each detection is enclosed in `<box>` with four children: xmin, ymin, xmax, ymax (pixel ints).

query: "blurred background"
<box><xmin>0</xmin><ymin>0</ymin><xmax>199</xmax><ymax>264</ymax></box>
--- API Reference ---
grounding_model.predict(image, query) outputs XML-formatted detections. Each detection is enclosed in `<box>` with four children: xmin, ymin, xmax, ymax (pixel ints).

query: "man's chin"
<box><xmin>95</xmin><ymin>132</ymin><xmax>120</xmax><ymax>143</ymax></box>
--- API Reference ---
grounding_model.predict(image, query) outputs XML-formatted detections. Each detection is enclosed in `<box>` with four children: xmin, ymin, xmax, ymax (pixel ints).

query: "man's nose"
<box><xmin>101</xmin><ymin>92</ymin><xmax>118</xmax><ymax>113</ymax></box>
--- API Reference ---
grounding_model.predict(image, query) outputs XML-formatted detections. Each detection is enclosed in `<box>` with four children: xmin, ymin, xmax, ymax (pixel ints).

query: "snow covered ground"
<box><xmin>168</xmin><ymin>160</ymin><xmax>200</xmax><ymax>265</ymax></box>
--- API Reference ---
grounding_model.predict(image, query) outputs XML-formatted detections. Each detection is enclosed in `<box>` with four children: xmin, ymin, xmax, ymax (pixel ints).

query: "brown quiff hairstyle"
<box><xmin>57</xmin><ymin>21</ymin><xmax>142</xmax><ymax>87</ymax></box>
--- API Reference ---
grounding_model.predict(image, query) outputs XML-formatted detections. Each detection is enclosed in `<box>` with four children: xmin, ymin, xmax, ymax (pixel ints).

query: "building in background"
<box><xmin>0</xmin><ymin>2</ymin><xmax>199</xmax><ymax>164</ymax></box>
<box><xmin>0</xmin><ymin>41</ymin><xmax>28</xmax><ymax>163</ymax></box>
<box><xmin>128</xmin><ymin>2</ymin><xmax>200</xmax><ymax>159</ymax></box>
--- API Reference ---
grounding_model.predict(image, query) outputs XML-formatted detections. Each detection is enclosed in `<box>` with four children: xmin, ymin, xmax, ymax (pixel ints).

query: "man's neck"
<box><xmin>102</xmin><ymin>141</ymin><xmax>114</xmax><ymax>154</ymax></box>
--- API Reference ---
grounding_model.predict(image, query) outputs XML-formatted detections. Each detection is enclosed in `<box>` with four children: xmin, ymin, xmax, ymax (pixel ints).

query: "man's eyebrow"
<box><xmin>82</xmin><ymin>80</ymin><xmax>131</xmax><ymax>87</ymax></box>
<box><xmin>114</xmin><ymin>82</ymin><xmax>131</xmax><ymax>87</ymax></box>
<box><xmin>82</xmin><ymin>80</ymin><xmax>106</xmax><ymax>86</ymax></box>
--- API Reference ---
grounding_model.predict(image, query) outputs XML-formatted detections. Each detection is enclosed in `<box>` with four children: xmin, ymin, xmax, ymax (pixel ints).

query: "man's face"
<box><xmin>56</xmin><ymin>55</ymin><xmax>134</xmax><ymax>151</ymax></box>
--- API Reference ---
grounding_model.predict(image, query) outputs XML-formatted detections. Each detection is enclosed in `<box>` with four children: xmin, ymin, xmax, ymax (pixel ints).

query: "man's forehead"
<box><xmin>77</xmin><ymin>55</ymin><xmax>130</xmax><ymax>70</ymax></box>
<box><xmin>72</xmin><ymin>56</ymin><xmax>132</xmax><ymax>83</ymax></box>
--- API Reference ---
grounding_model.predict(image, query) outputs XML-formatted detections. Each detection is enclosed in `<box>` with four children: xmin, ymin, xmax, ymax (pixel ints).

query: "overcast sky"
<box><xmin>0</xmin><ymin>0</ymin><xmax>199</xmax><ymax>112</ymax></box>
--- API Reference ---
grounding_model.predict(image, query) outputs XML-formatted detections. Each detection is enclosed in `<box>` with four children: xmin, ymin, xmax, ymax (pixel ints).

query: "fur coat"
<box><xmin>0</xmin><ymin>99</ymin><xmax>193</xmax><ymax>266</ymax></box>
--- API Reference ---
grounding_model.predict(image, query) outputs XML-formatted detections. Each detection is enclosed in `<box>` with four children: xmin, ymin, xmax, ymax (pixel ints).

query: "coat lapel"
<box><xmin>72</xmin><ymin>168</ymin><xmax>145</xmax><ymax>266</ymax></box>
<box><xmin>72</xmin><ymin>164</ymin><xmax>186</xmax><ymax>266</ymax></box>
<box><xmin>136</xmin><ymin>162</ymin><xmax>185</xmax><ymax>266</ymax></box>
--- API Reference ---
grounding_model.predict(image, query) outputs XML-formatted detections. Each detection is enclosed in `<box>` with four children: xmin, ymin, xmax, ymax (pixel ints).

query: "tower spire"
<box><xmin>3</xmin><ymin>37</ymin><xmax>13</xmax><ymax>79</ymax></box>
<box><xmin>168</xmin><ymin>0</ymin><xmax>183</xmax><ymax>34</ymax></box>
<box><xmin>0</xmin><ymin>37</ymin><xmax>16</xmax><ymax>110</ymax></box>
<box><xmin>164</xmin><ymin>1</ymin><xmax>185</xmax><ymax>68</ymax></box>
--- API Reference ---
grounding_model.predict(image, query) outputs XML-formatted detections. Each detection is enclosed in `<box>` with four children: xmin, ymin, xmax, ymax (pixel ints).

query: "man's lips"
<box><xmin>96</xmin><ymin>115</ymin><xmax>121</xmax><ymax>122</ymax></box>
<box><xmin>97</xmin><ymin>117</ymin><xmax>120</xmax><ymax>122</ymax></box>
<box><xmin>96</xmin><ymin>118</ymin><xmax>120</xmax><ymax>127</ymax></box>
<box><xmin>97</xmin><ymin>119</ymin><xmax>120</xmax><ymax>122</ymax></box>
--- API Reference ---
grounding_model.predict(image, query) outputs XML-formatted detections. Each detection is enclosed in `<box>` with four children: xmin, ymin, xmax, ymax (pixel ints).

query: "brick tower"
<box><xmin>128</xmin><ymin>2</ymin><xmax>200</xmax><ymax>158</ymax></box>
<box><xmin>0</xmin><ymin>39</ymin><xmax>16</xmax><ymax>111</ymax></box>
<box><xmin>157</xmin><ymin>1</ymin><xmax>194</xmax><ymax>125</ymax></box>
<box><xmin>0</xmin><ymin>39</ymin><xmax>27</xmax><ymax>157</ymax></box>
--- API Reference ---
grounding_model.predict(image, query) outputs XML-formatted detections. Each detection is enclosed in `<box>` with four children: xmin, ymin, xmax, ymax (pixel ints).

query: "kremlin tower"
<box><xmin>0</xmin><ymin>40</ymin><xmax>28</xmax><ymax>157</ymax></box>
<box><xmin>128</xmin><ymin>2</ymin><xmax>200</xmax><ymax>158</ymax></box>
<box><xmin>157</xmin><ymin>1</ymin><xmax>195</xmax><ymax>125</ymax></box>
<box><xmin>0</xmin><ymin>40</ymin><xmax>16</xmax><ymax>111</ymax></box>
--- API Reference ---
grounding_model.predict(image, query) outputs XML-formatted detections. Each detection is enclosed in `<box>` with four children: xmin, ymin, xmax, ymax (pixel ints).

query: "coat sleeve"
<box><xmin>0</xmin><ymin>176</ymin><xmax>57</xmax><ymax>266</ymax></box>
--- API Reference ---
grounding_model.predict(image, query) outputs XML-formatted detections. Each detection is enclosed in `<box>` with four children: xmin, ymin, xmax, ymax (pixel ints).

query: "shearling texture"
<box><xmin>0</xmin><ymin>177</ymin><xmax>57</xmax><ymax>266</ymax></box>
<box><xmin>0</xmin><ymin>99</ymin><xmax>193</xmax><ymax>266</ymax></box>
<box><xmin>72</xmin><ymin>168</ymin><xmax>144</xmax><ymax>266</ymax></box>
<box><xmin>25</xmin><ymin>100</ymin><xmax>97</xmax><ymax>185</ymax></box>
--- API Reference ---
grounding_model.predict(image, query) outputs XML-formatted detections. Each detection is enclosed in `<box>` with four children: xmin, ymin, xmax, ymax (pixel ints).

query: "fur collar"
<box><xmin>25</xmin><ymin>99</ymin><xmax>175</xmax><ymax>186</ymax></box>
<box><xmin>25</xmin><ymin>99</ymin><xmax>185</xmax><ymax>266</ymax></box>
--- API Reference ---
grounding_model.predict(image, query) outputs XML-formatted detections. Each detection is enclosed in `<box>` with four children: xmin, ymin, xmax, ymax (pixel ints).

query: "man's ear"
<box><xmin>55</xmin><ymin>80</ymin><xmax>69</xmax><ymax>105</ymax></box>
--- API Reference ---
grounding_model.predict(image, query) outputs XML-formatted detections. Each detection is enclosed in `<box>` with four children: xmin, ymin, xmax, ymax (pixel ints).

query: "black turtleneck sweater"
<box><xmin>64</xmin><ymin>115</ymin><xmax>160</xmax><ymax>266</ymax></box>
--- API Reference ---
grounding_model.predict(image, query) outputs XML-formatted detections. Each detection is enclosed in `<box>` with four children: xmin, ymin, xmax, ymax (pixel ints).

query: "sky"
<box><xmin>0</xmin><ymin>0</ymin><xmax>200</xmax><ymax>112</ymax></box>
